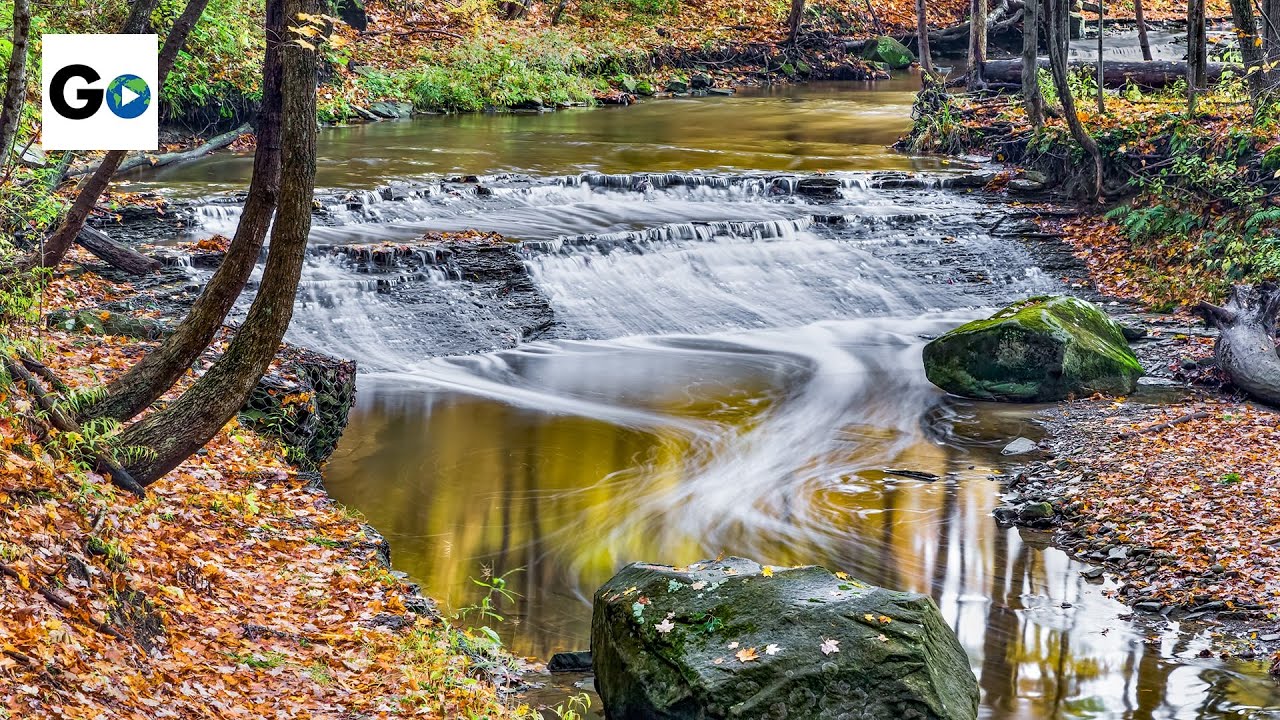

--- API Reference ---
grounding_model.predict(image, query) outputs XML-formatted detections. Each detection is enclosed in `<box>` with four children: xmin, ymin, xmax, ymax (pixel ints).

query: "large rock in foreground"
<box><xmin>923</xmin><ymin>295</ymin><xmax>1142</xmax><ymax>402</ymax></box>
<box><xmin>591</xmin><ymin>557</ymin><xmax>978</xmax><ymax>720</ymax></box>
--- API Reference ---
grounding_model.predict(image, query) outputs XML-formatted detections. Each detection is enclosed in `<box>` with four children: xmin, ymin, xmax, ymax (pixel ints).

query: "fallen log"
<box><xmin>1196</xmin><ymin>284</ymin><xmax>1280</xmax><ymax>407</ymax></box>
<box><xmin>67</xmin><ymin>122</ymin><xmax>252</xmax><ymax>179</ymax></box>
<box><xmin>981</xmin><ymin>58</ymin><xmax>1239</xmax><ymax>88</ymax></box>
<box><xmin>75</xmin><ymin>226</ymin><xmax>161</xmax><ymax>275</ymax></box>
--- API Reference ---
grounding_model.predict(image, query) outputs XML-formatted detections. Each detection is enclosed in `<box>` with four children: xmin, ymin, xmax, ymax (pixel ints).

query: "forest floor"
<box><xmin>0</xmin><ymin>248</ymin><xmax>536</xmax><ymax>718</ymax></box>
<box><xmin>905</xmin><ymin>77</ymin><xmax>1280</xmax><ymax>654</ymax></box>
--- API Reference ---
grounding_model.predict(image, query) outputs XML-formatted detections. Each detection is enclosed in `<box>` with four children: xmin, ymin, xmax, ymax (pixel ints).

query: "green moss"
<box><xmin>923</xmin><ymin>296</ymin><xmax>1142</xmax><ymax>402</ymax></box>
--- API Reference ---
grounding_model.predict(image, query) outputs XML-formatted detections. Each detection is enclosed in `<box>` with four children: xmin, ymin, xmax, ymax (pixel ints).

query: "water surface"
<box><xmin>145</xmin><ymin>81</ymin><xmax>1280</xmax><ymax>719</ymax></box>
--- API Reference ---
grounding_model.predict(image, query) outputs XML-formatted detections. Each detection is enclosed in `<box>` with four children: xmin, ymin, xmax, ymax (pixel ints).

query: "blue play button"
<box><xmin>105</xmin><ymin>74</ymin><xmax>151</xmax><ymax>119</ymax></box>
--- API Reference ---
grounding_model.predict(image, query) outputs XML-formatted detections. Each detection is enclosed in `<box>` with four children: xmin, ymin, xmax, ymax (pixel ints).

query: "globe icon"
<box><xmin>105</xmin><ymin>74</ymin><xmax>151</xmax><ymax>119</ymax></box>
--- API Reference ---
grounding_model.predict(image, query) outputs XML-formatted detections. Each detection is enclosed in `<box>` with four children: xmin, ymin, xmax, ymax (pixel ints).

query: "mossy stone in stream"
<box><xmin>861</xmin><ymin>36</ymin><xmax>915</xmax><ymax>69</ymax></box>
<box><xmin>591</xmin><ymin>557</ymin><xmax>978</xmax><ymax>720</ymax></box>
<box><xmin>922</xmin><ymin>296</ymin><xmax>1142</xmax><ymax>402</ymax></box>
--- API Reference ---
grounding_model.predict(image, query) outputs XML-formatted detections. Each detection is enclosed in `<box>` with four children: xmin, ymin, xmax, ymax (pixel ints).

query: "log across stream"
<box><xmin>127</xmin><ymin>82</ymin><xmax>1280</xmax><ymax>719</ymax></box>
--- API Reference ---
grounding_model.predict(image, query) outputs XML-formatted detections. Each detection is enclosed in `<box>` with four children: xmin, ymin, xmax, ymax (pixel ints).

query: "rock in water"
<box><xmin>591</xmin><ymin>557</ymin><xmax>978</xmax><ymax>720</ymax></box>
<box><xmin>860</xmin><ymin>36</ymin><xmax>915</xmax><ymax>69</ymax></box>
<box><xmin>922</xmin><ymin>296</ymin><xmax>1142</xmax><ymax>402</ymax></box>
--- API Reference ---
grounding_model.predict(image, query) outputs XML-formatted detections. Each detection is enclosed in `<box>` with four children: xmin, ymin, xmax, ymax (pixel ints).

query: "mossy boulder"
<box><xmin>861</xmin><ymin>36</ymin><xmax>915</xmax><ymax>69</ymax></box>
<box><xmin>240</xmin><ymin>344</ymin><xmax>357</xmax><ymax>470</ymax></box>
<box><xmin>592</xmin><ymin>557</ymin><xmax>978</xmax><ymax>720</ymax></box>
<box><xmin>922</xmin><ymin>296</ymin><xmax>1142</xmax><ymax>402</ymax></box>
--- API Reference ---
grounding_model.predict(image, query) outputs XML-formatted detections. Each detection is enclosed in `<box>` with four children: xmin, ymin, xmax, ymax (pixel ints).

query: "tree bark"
<box><xmin>981</xmin><ymin>58</ymin><xmax>1237</xmax><ymax>87</ymax></box>
<box><xmin>0</xmin><ymin>0</ymin><xmax>31</xmax><ymax>170</ymax></box>
<box><xmin>89</xmin><ymin>0</ymin><xmax>284</xmax><ymax>424</ymax></box>
<box><xmin>1048</xmin><ymin>0</ymin><xmax>1103</xmax><ymax>199</ymax></box>
<box><xmin>1228</xmin><ymin>0</ymin><xmax>1268</xmax><ymax>105</ymax></box>
<box><xmin>787</xmin><ymin>0</ymin><xmax>805</xmax><ymax>44</ymax></box>
<box><xmin>917</xmin><ymin>0</ymin><xmax>934</xmax><ymax>73</ymax></box>
<box><xmin>1196</xmin><ymin>284</ymin><xmax>1280</xmax><ymax>408</ymax></box>
<box><xmin>29</xmin><ymin>0</ymin><xmax>207</xmax><ymax>271</ymax></box>
<box><xmin>1022</xmin><ymin>0</ymin><xmax>1044</xmax><ymax>127</ymax></box>
<box><xmin>1096</xmin><ymin>0</ymin><xmax>1105</xmax><ymax>114</ymax></box>
<box><xmin>1133</xmin><ymin>0</ymin><xmax>1152</xmax><ymax>61</ymax></box>
<box><xmin>67</xmin><ymin>122</ymin><xmax>251</xmax><ymax>179</ymax></box>
<box><xmin>116</xmin><ymin>0</ymin><xmax>318</xmax><ymax>486</ymax></box>
<box><xmin>969</xmin><ymin>0</ymin><xmax>989</xmax><ymax>85</ymax></box>
<box><xmin>75</xmin><ymin>226</ymin><xmax>161</xmax><ymax>275</ymax></box>
<box><xmin>1187</xmin><ymin>0</ymin><xmax>1206</xmax><ymax>114</ymax></box>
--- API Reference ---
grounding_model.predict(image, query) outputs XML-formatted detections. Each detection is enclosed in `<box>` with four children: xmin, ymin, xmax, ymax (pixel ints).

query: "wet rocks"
<box><xmin>592</xmin><ymin>557</ymin><xmax>978</xmax><ymax>720</ymax></box>
<box><xmin>795</xmin><ymin>176</ymin><xmax>842</xmax><ymax>199</ymax></box>
<box><xmin>860</xmin><ymin>35</ymin><xmax>915</xmax><ymax>69</ymax></box>
<box><xmin>1001</xmin><ymin>437</ymin><xmax>1039</xmax><ymax>455</ymax></box>
<box><xmin>548</xmin><ymin>651</ymin><xmax>593</xmax><ymax>672</ymax></box>
<box><xmin>922</xmin><ymin>295</ymin><xmax>1143</xmax><ymax>402</ymax></box>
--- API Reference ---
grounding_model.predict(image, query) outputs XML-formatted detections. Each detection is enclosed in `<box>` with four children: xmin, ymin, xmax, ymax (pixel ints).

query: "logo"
<box><xmin>43</xmin><ymin>34</ymin><xmax>157</xmax><ymax>150</ymax></box>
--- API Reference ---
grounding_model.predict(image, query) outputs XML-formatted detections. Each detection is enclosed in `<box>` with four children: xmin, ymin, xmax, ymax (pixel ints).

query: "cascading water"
<box><xmin>135</xmin><ymin>83</ymin><xmax>1280</xmax><ymax>718</ymax></box>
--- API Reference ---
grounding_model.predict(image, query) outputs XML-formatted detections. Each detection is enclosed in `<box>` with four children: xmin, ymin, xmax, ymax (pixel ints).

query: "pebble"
<box><xmin>1001</xmin><ymin>437</ymin><xmax>1039</xmax><ymax>455</ymax></box>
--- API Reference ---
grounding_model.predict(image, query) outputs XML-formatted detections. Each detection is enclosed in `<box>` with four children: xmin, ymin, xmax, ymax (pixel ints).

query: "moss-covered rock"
<box><xmin>592</xmin><ymin>557</ymin><xmax>978</xmax><ymax>720</ymax></box>
<box><xmin>861</xmin><ymin>36</ymin><xmax>915</xmax><ymax>69</ymax></box>
<box><xmin>923</xmin><ymin>296</ymin><xmax>1142</xmax><ymax>402</ymax></box>
<box><xmin>240</xmin><ymin>345</ymin><xmax>357</xmax><ymax>470</ymax></box>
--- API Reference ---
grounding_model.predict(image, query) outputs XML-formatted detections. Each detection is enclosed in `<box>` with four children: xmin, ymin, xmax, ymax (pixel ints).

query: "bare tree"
<box><xmin>88</xmin><ymin>0</ymin><xmax>285</xmax><ymax>424</ymax></box>
<box><xmin>116</xmin><ymin>0</ymin><xmax>320</xmax><ymax>486</ymax></box>
<box><xmin>1048</xmin><ymin>0</ymin><xmax>1103</xmax><ymax>198</ymax></box>
<box><xmin>1186</xmin><ymin>0</ymin><xmax>1206</xmax><ymax>114</ymax></box>
<box><xmin>969</xmin><ymin>0</ymin><xmax>988</xmax><ymax>85</ymax></box>
<box><xmin>1133</xmin><ymin>0</ymin><xmax>1152</xmax><ymax>61</ymax></box>
<box><xmin>1096</xmin><ymin>0</ymin><xmax>1105</xmax><ymax>113</ymax></box>
<box><xmin>1022</xmin><ymin>0</ymin><xmax>1045</xmax><ymax>127</ymax></box>
<box><xmin>787</xmin><ymin>0</ymin><xmax>805</xmax><ymax>43</ymax></box>
<box><xmin>0</xmin><ymin>0</ymin><xmax>31</xmax><ymax>170</ymax></box>
<box><xmin>917</xmin><ymin>0</ymin><xmax>934</xmax><ymax>73</ymax></box>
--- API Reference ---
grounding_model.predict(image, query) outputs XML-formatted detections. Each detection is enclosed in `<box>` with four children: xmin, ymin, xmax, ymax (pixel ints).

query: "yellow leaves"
<box><xmin>735</xmin><ymin>647</ymin><xmax>759</xmax><ymax>663</ymax></box>
<box><xmin>834</xmin><ymin>571</ymin><xmax>849</xmax><ymax>580</ymax></box>
<box><xmin>761</xmin><ymin>565</ymin><xmax>773</xmax><ymax>577</ymax></box>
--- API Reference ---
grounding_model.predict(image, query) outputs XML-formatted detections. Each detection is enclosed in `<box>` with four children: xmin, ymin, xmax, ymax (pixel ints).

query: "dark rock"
<box><xmin>707</xmin><ymin>87</ymin><xmax>735</xmax><ymax>96</ymax></box>
<box><xmin>1018</xmin><ymin>501</ymin><xmax>1055</xmax><ymax>524</ymax></box>
<box><xmin>48</xmin><ymin>308</ymin><xmax>167</xmax><ymax>340</ymax></box>
<box><xmin>1120</xmin><ymin>324</ymin><xmax>1148</xmax><ymax>341</ymax></box>
<box><xmin>548</xmin><ymin>651</ymin><xmax>593</xmax><ymax>672</ymax></box>
<box><xmin>690</xmin><ymin>73</ymin><xmax>712</xmax><ymax>89</ymax></box>
<box><xmin>592</xmin><ymin>557</ymin><xmax>979</xmax><ymax>720</ymax></box>
<box><xmin>946</xmin><ymin>171</ymin><xmax>996</xmax><ymax>188</ymax></box>
<box><xmin>1134</xmin><ymin>601</ymin><xmax>1163</xmax><ymax>614</ymax></box>
<box><xmin>1081</xmin><ymin>567</ymin><xmax>1105</xmax><ymax>580</ymax></box>
<box><xmin>240</xmin><ymin>345</ymin><xmax>358</xmax><ymax>469</ymax></box>
<box><xmin>665</xmin><ymin>78</ymin><xmax>689</xmax><ymax>93</ymax></box>
<box><xmin>795</xmin><ymin>176</ymin><xmax>842</xmax><ymax>199</ymax></box>
<box><xmin>922</xmin><ymin>296</ymin><xmax>1143</xmax><ymax>402</ymax></box>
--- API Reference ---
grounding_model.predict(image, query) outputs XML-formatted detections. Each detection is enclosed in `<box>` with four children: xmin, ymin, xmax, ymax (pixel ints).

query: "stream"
<box><xmin>128</xmin><ymin>79</ymin><xmax>1280</xmax><ymax>718</ymax></box>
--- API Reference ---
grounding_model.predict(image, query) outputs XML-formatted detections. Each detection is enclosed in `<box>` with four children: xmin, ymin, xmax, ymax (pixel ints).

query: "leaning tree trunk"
<box><xmin>30</xmin><ymin>0</ymin><xmax>210</xmax><ymax>271</ymax></box>
<box><xmin>0</xmin><ymin>0</ymin><xmax>31</xmax><ymax>170</ymax></box>
<box><xmin>117</xmin><ymin>0</ymin><xmax>318</xmax><ymax>486</ymax></box>
<box><xmin>1048</xmin><ymin>0</ymin><xmax>1103</xmax><ymax>199</ymax></box>
<box><xmin>1133</xmin><ymin>0</ymin><xmax>1152</xmax><ymax>61</ymax></box>
<box><xmin>969</xmin><ymin>0</ymin><xmax>989</xmax><ymax>86</ymax></box>
<box><xmin>1228</xmin><ymin>0</ymin><xmax>1268</xmax><ymax>106</ymax></box>
<box><xmin>1197</xmin><ymin>284</ymin><xmax>1280</xmax><ymax>407</ymax></box>
<box><xmin>89</xmin><ymin>0</ymin><xmax>284</xmax><ymax>424</ymax></box>
<box><xmin>917</xmin><ymin>0</ymin><xmax>934</xmax><ymax>73</ymax></box>
<box><xmin>1022</xmin><ymin>0</ymin><xmax>1044</xmax><ymax>127</ymax></box>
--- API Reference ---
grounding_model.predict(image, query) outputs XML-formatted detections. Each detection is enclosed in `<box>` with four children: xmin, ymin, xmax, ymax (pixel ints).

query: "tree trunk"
<box><xmin>917</xmin><ymin>0</ymin><xmax>934</xmax><ymax>73</ymax></box>
<box><xmin>1228</xmin><ymin>0</ymin><xmax>1268</xmax><ymax>105</ymax></box>
<box><xmin>1133</xmin><ymin>0</ymin><xmax>1152</xmax><ymax>61</ymax></box>
<box><xmin>89</xmin><ymin>0</ymin><xmax>284</xmax><ymax>424</ymax></box>
<box><xmin>981</xmin><ymin>58</ymin><xmax>1237</xmax><ymax>87</ymax></box>
<box><xmin>1048</xmin><ymin>0</ymin><xmax>1102</xmax><ymax>199</ymax></box>
<box><xmin>1196</xmin><ymin>284</ymin><xmax>1280</xmax><ymax>408</ymax></box>
<box><xmin>551</xmin><ymin>0</ymin><xmax>570</xmax><ymax>25</ymax></box>
<box><xmin>969</xmin><ymin>0</ymin><xmax>989</xmax><ymax>85</ymax></box>
<box><xmin>0</xmin><ymin>0</ymin><xmax>31</xmax><ymax>170</ymax></box>
<box><xmin>1021</xmin><ymin>0</ymin><xmax>1044</xmax><ymax>127</ymax></box>
<box><xmin>75</xmin><ymin>226</ymin><xmax>161</xmax><ymax>275</ymax></box>
<box><xmin>66</xmin><ymin>123</ymin><xmax>251</xmax><ymax>179</ymax></box>
<box><xmin>1096</xmin><ymin>0</ymin><xmax>1105</xmax><ymax>114</ymax></box>
<box><xmin>28</xmin><ymin>0</ymin><xmax>207</xmax><ymax>271</ymax></box>
<box><xmin>117</xmin><ymin>0</ymin><xmax>318</xmax><ymax>486</ymax></box>
<box><xmin>1187</xmin><ymin>0</ymin><xmax>1205</xmax><ymax>114</ymax></box>
<box><xmin>787</xmin><ymin>0</ymin><xmax>805</xmax><ymax>43</ymax></box>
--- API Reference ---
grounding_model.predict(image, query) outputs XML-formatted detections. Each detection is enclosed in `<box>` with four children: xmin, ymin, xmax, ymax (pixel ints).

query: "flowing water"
<box><xmin>135</xmin><ymin>81</ymin><xmax>1280</xmax><ymax>718</ymax></box>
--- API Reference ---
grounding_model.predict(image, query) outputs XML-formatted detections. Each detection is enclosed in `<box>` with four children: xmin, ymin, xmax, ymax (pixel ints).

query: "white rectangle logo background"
<box><xmin>42</xmin><ymin>34</ymin><xmax>158</xmax><ymax>151</ymax></box>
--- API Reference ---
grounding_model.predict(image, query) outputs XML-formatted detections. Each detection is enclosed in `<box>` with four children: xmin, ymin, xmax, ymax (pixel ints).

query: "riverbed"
<box><xmin>129</xmin><ymin>80</ymin><xmax>1280</xmax><ymax>718</ymax></box>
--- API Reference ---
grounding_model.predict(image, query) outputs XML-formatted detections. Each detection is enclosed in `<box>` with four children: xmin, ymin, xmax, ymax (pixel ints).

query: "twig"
<box><xmin>1116</xmin><ymin>411</ymin><xmax>1211</xmax><ymax>439</ymax></box>
<box><xmin>0</xmin><ymin>562</ymin><xmax>129</xmax><ymax>641</ymax></box>
<box><xmin>2</xmin><ymin>353</ymin><xmax>148</xmax><ymax>498</ymax></box>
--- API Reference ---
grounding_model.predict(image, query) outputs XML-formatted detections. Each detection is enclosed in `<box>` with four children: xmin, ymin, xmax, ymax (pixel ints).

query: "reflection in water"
<box><xmin>123</xmin><ymin>79</ymin><xmax>940</xmax><ymax>196</ymax></box>
<box><xmin>325</xmin><ymin>324</ymin><xmax>1280</xmax><ymax>720</ymax></box>
<box><xmin>146</xmin><ymin>79</ymin><xmax>1280</xmax><ymax>718</ymax></box>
